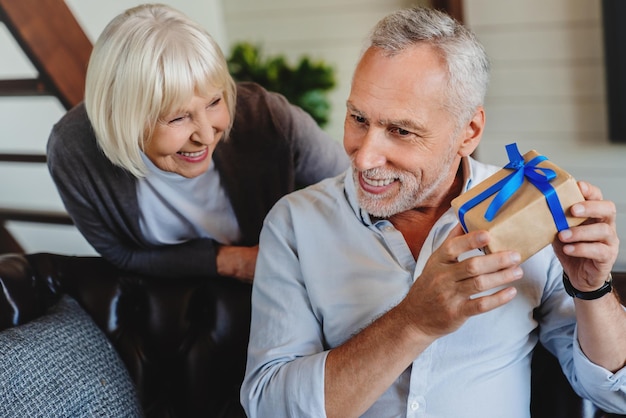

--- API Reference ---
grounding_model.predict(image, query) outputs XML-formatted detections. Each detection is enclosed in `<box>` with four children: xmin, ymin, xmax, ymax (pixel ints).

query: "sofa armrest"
<box><xmin>0</xmin><ymin>295</ymin><xmax>142</xmax><ymax>417</ymax></box>
<box><xmin>0</xmin><ymin>253</ymin><xmax>60</xmax><ymax>330</ymax></box>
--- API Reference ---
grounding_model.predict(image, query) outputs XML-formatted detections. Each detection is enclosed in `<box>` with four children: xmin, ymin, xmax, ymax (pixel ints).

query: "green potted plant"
<box><xmin>227</xmin><ymin>42</ymin><xmax>336</xmax><ymax>127</ymax></box>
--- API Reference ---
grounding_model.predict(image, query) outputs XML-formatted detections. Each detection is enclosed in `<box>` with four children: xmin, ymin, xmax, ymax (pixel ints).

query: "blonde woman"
<box><xmin>47</xmin><ymin>4</ymin><xmax>348</xmax><ymax>282</ymax></box>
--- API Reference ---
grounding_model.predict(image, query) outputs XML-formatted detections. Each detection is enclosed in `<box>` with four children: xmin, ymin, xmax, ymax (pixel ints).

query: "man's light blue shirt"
<box><xmin>242</xmin><ymin>157</ymin><xmax>626</xmax><ymax>417</ymax></box>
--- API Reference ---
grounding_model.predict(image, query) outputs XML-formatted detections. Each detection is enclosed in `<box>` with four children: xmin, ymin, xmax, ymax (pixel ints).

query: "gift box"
<box><xmin>451</xmin><ymin>143</ymin><xmax>587</xmax><ymax>262</ymax></box>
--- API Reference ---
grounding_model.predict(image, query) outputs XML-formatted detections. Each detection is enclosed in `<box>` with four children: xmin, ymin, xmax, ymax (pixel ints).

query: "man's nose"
<box><xmin>352</xmin><ymin>131</ymin><xmax>386</xmax><ymax>170</ymax></box>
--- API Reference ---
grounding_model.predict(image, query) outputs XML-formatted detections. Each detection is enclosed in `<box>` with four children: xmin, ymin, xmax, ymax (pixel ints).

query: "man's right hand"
<box><xmin>399</xmin><ymin>224</ymin><xmax>523</xmax><ymax>340</ymax></box>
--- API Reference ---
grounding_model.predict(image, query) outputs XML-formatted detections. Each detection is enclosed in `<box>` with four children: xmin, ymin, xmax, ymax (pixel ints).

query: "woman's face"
<box><xmin>143</xmin><ymin>91</ymin><xmax>230</xmax><ymax>178</ymax></box>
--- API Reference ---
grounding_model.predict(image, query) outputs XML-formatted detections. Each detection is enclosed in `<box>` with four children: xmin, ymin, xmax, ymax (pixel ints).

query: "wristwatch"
<box><xmin>562</xmin><ymin>271</ymin><xmax>613</xmax><ymax>300</ymax></box>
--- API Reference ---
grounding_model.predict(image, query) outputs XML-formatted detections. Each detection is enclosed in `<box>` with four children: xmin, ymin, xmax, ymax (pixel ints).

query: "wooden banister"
<box><xmin>0</xmin><ymin>79</ymin><xmax>51</xmax><ymax>97</ymax></box>
<box><xmin>0</xmin><ymin>150</ymin><xmax>73</xmax><ymax>253</ymax></box>
<box><xmin>0</xmin><ymin>154</ymin><xmax>47</xmax><ymax>164</ymax></box>
<box><xmin>0</xmin><ymin>208</ymin><xmax>73</xmax><ymax>226</ymax></box>
<box><xmin>0</xmin><ymin>0</ymin><xmax>92</xmax><ymax>110</ymax></box>
<box><xmin>0</xmin><ymin>208</ymin><xmax>73</xmax><ymax>254</ymax></box>
<box><xmin>0</xmin><ymin>0</ymin><xmax>91</xmax><ymax>253</ymax></box>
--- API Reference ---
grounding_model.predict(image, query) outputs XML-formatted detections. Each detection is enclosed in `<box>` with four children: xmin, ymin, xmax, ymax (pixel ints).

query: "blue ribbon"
<box><xmin>458</xmin><ymin>143</ymin><xmax>569</xmax><ymax>233</ymax></box>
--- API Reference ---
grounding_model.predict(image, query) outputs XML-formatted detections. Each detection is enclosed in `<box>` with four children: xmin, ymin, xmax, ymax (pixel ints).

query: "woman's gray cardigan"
<box><xmin>46</xmin><ymin>82</ymin><xmax>349</xmax><ymax>278</ymax></box>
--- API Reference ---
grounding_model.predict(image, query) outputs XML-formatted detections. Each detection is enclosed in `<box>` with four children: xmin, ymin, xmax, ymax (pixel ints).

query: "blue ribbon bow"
<box><xmin>458</xmin><ymin>143</ymin><xmax>569</xmax><ymax>233</ymax></box>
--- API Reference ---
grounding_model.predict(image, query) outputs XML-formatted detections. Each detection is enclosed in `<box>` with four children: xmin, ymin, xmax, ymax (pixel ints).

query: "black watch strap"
<box><xmin>563</xmin><ymin>272</ymin><xmax>613</xmax><ymax>300</ymax></box>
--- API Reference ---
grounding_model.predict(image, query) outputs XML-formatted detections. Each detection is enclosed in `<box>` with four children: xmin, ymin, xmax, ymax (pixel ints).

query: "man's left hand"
<box><xmin>552</xmin><ymin>180</ymin><xmax>619</xmax><ymax>292</ymax></box>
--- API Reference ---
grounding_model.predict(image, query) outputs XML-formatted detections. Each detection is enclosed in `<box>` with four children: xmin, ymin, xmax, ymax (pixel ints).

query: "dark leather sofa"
<box><xmin>0</xmin><ymin>252</ymin><xmax>624</xmax><ymax>417</ymax></box>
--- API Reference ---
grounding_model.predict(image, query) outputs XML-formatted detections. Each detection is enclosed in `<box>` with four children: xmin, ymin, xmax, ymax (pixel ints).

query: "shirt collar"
<box><xmin>343</xmin><ymin>167</ymin><xmax>373</xmax><ymax>226</ymax></box>
<box><xmin>461</xmin><ymin>154</ymin><xmax>475</xmax><ymax>192</ymax></box>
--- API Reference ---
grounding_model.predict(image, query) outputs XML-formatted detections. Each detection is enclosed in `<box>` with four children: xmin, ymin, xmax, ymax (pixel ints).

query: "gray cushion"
<box><xmin>0</xmin><ymin>295</ymin><xmax>143</xmax><ymax>417</ymax></box>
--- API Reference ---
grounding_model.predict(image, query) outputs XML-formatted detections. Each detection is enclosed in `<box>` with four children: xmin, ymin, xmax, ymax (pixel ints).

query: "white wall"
<box><xmin>465</xmin><ymin>0</ymin><xmax>626</xmax><ymax>270</ymax></box>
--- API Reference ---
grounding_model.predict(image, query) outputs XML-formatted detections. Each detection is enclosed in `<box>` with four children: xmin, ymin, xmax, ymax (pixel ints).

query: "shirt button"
<box><xmin>410</xmin><ymin>401</ymin><xmax>420</xmax><ymax>411</ymax></box>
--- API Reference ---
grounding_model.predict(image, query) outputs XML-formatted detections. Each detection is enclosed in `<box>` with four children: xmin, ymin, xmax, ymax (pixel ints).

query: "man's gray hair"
<box><xmin>367</xmin><ymin>7</ymin><xmax>490</xmax><ymax>126</ymax></box>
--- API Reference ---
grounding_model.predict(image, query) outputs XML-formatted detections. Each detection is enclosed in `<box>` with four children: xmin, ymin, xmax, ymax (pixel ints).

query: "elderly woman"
<box><xmin>47</xmin><ymin>3</ymin><xmax>348</xmax><ymax>282</ymax></box>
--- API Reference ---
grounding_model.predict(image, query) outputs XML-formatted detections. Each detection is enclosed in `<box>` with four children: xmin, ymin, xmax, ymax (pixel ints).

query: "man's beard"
<box><xmin>352</xmin><ymin>153</ymin><xmax>457</xmax><ymax>219</ymax></box>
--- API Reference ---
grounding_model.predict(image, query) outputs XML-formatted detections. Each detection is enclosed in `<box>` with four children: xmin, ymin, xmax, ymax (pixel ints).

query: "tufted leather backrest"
<box><xmin>0</xmin><ymin>252</ymin><xmax>624</xmax><ymax>417</ymax></box>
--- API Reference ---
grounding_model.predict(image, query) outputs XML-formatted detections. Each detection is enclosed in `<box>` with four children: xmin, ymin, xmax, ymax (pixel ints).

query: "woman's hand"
<box><xmin>216</xmin><ymin>245</ymin><xmax>259</xmax><ymax>283</ymax></box>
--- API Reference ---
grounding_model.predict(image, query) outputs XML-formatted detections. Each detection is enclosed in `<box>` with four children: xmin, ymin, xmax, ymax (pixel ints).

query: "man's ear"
<box><xmin>458</xmin><ymin>106</ymin><xmax>485</xmax><ymax>157</ymax></box>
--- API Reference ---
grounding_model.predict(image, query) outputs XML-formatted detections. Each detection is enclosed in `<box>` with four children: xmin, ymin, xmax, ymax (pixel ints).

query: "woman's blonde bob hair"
<box><xmin>85</xmin><ymin>3</ymin><xmax>237</xmax><ymax>177</ymax></box>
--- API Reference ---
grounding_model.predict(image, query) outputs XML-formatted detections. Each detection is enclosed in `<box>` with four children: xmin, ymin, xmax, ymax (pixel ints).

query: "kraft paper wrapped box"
<box><xmin>451</xmin><ymin>143</ymin><xmax>587</xmax><ymax>262</ymax></box>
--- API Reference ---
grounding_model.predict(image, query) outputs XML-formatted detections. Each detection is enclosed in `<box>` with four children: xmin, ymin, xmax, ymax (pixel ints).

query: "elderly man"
<box><xmin>241</xmin><ymin>7</ymin><xmax>626</xmax><ymax>418</ymax></box>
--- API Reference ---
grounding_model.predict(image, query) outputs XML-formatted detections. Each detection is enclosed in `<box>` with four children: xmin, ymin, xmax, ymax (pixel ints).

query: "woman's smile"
<box><xmin>176</xmin><ymin>147</ymin><xmax>209</xmax><ymax>163</ymax></box>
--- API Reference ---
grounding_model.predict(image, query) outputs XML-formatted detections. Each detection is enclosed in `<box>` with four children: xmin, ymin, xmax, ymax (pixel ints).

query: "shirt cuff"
<box><xmin>573</xmin><ymin>328</ymin><xmax>626</xmax><ymax>391</ymax></box>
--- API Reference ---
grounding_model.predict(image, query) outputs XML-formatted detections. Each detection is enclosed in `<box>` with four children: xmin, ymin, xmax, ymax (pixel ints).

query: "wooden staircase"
<box><xmin>0</xmin><ymin>0</ymin><xmax>92</xmax><ymax>252</ymax></box>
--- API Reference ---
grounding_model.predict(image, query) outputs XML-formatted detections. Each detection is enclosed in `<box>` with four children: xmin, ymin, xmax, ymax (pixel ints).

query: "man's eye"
<box><xmin>392</xmin><ymin>127</ymin><xmax>411</xmax><ymax>136</ymax></box>
<box><xmin>352</xmin><ymin>115</ymin><xmax>366</xmax><ymax>124</ymax></box>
